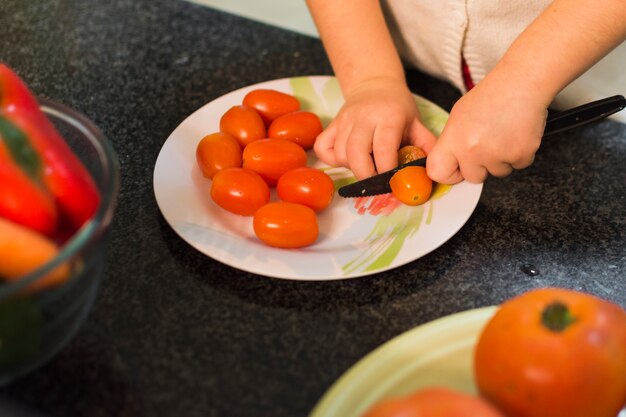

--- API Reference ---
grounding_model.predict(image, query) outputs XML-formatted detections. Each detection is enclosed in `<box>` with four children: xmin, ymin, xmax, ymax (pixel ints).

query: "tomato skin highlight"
<box><xmin>210</xmin><ymin>168</ymin><xmax>270</xmax><ymax>216</ymax></box>
<box><xmin>253</xmin><ymin>202</ymin><xmax>318</xmax><ymax>248</ymax></box>
<box><xmin>268</xmin><ymin>110</ymin><xmax>323</xmax><ymax>150</ymax></box>
<box><xmin>389</xmin><ymin>166</ymin><xmax>432</xmax><ymax>206</ymax></box>
<box><xmin>242</xmin><ymin>138</ymin><xmax>307</xmax><ymax>186</ymax></box>
<box><xmin>362</xmin><ymin>387</ymin><xmax>505</xmax><ymax>417</ymax></box>
<box><xmin>242</xmin><ymin>89</ymin><xmax>301</xmax><ymax>127</ymax></box>
<box><xmin>195</xmin><ymin>132</ymin><xmax>242</xmax><ymax>179</ymax></box>
<box><xmin>219</xmin><ymin>105</ymin><xmax>266</xmax><ymax>147</ymax></box>
<box><xmin>277</xmin><ymin>167</ymin><xmax>334</xmax><ymax>212</ymax></box>
<box><xmin>474</xmin><ymin>287</ymin><xmax>626</xmax><ymax>417</ymax></box>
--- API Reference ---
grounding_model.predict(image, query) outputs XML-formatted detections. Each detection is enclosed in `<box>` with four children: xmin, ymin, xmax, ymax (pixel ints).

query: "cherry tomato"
<box><xmin>242</xmin><ymin>138</ymin><xmax>307</xmax><ymax>186</ymax></box>
<box><xmin>277</xmin><ymin>167</ymin><xmax>334</xmax><ymax>212</ymax></box>
<box><xmin>242</xmin><ymin>89</ymin><xmax>301</xmax><ymax>127</ymax></box>
<box><xmin>210</xmin><ymin>167</ymin><xmax>270</xmax><ymax>216</ymax></box>
<box><xmin>389</xmin><ymin>166</ymin><xmax>432</xmax><ymax>206</ymax></box>
<box><xmin>267</xmin><ymin>111</ymin><xmax>323</xmax><ymax>150</ymax></box>
<box><xmin>219</xmin><ymin>105</ymin><xmax>266</xmax><ymax>147</ymax></box>
<box><xmin>253</xmin><ymin>202</ymin><xmax>318</xmax><ymax>248</ymax></box>
<box><xmin>474</xmin><ymin>287</ymin><xmax>626</xmax><ymax>417</ymax></box>
<box><xmin>397</xmin><ymin>145</ymin><xmax>426</xmax><ymax>164</ymax></box>
<box><xmin>362</xmin><ymin>387</ymin><xmax>505</xmax><ymax>417</ymax></box>
<box><xmin>195</xmin><ymin>132</ymin><xmax>242</xmax><ymax>179</ymax></box>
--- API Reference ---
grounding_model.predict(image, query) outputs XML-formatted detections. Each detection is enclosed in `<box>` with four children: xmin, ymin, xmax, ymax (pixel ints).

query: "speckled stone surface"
<box><xmin>0</xmin><ymin>1</ymin><xmax>624</xmax><ymax>416</ymax></box>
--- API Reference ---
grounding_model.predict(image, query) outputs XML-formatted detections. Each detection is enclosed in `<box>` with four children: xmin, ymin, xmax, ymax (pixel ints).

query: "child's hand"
<box><xmin>426</xmin><ymin>80</ymin><xmax>548</xmax><ymax>184</ymax></box>
<box><xmin>314</xmin><ymin>77</ymin><xmax>437</xmax><ymax>179</ymax></box>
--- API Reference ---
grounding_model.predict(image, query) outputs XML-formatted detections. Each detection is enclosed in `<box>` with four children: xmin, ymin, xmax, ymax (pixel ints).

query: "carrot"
<box><xmin>0</xmin><ymin>217</ymin><xmax>70</xmax><ymax>291</ymax></box>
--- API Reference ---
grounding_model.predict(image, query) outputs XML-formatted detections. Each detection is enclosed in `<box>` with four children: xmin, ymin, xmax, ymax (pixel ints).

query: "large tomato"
<box><xmin>267</xmin><ymin>110</ymin><xmax>323</xmax><ymax>150</ymax></box>
<box><xmin>210</xmin><ymin>167</ymin><xmax>270</xmax><ymax>216</ymax></box>
<box><xmin>362</xmin><ymin>387</ymin><xmax>505</xmax><ymax>417</ymax></box>
<box><xmin>253</xmin><ymin>202</ymin><xmax>318</xmax><ymax>248</ymax></box>
<box><xmin>474</xmin><ymin>287</ymin><xmax>626</xmax><ymax>417</ymax></box>
<box><xmin>242</xmin><ymin>88</ymin><xmax>301</xmax><ymax>127</ymax></box>
<box><xmin>195</xmin><ymin>132</ymin><xmax>242</xmax><ymax>179</ymax></box>
<box><xmin>219</xmin><ymin>105</ymin><xmax>266</xmax><ymax>147</ymax></box>
<box><xmin>389</xmin><ymin>166</ymin><xmax>432</xmax><ymax>206</ymax></box>
<box><xmin>242</xmin><ymin>138</ymin><xmax>307</xmax><ymax>186</ymax></box>
<box><xmin>277</xmin><ymin>167</ymin><xmax>335</xmax><ymax>212</ymax></box>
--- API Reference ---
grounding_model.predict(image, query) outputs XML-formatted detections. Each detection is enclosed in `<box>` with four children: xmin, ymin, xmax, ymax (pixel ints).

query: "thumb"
<box><xmin>426</xmin><ymin>144</ymin><xmax>464</xmax><ymax>184</ymax></box>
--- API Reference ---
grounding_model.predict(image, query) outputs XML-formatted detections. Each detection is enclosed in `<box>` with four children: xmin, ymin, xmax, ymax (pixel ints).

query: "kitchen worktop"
<box><xmin>1</xmin><ymin>1</ymin><xmax>624</xmax><ymax>416</ymax></box>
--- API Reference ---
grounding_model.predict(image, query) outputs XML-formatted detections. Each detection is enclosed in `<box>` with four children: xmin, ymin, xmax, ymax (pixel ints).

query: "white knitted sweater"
<box><xmin>382</xmin><ymin>0</ymin><xmax>626</xmax><ymax>121</ymax></box>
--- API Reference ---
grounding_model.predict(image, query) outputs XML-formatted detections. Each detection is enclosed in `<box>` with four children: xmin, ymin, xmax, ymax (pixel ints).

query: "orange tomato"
<box><xmin>219</xmin><ymin>105</ymin><xmax>266</xmax><ymax>147</ymax></box>
<box><xmin>389</xmin><ymin>166</ymin><xmax>432</xmax><ymax>206</ymax></box>
<box><xmin>242</xmin><ymin>138</ymin><xmax>307</xmax><ymax>186</ymax></box>
<box><xmin>474</xmin><ymin>287</ymin><xmax>626</xmax><ymax>417</ymax></box>
<box><xmin>242</xmin><ymin>89</ymin><xmax>301</xmax><ymax>127</ymax></box>
<box><xmin>195</xmin><ymin>132</ymin><xmax>242</xmax><ymax>179</ymax></box>
<box><xmin>253</xmin><ymin>202</ymin><xmax>318</xmax><ymax>248</ymax></box>
<box><xmin>397</xmin><ymin>145</ymin><xmax>427</xmax><ymax>164</ymax></box>
<box><xmin>277</xmin><ymin>167</ymin><xmax>335</xmax><ymax>212</ymax></box>
<box><xmin>210</xmin><ymin>168</ymin><xmax>270</xmax><ymax>216</ymax></box>
<box><xmin>267</xmin><ymin>110</ymin><xmax>323</xmax><ymax>150</ymax></box>
<box><xmin>362</xmin><ymin>387</ymin><xmax>505</xmax><ymax>417</ymax></box>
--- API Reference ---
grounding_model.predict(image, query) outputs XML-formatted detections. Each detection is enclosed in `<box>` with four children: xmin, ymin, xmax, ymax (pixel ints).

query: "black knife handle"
<box><xmin>543</xmin><ymin>95</ymin><xmax>625</xmax><ymax>137</ymax></box>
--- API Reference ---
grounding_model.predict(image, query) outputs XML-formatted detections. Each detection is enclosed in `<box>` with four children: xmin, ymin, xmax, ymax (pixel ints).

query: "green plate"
<box><xmin>310</xmin><ymin>306</ymin><xmax>497</xmax><ymax>417</ymax></box>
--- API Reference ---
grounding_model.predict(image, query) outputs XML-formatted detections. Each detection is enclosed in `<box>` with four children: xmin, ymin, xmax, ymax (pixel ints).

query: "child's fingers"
<box><xmin>313</xmin><ymin>123</ymin><xmax>339</xmax><ymax>167</ymax></box>
<box><xmin>408</xmin><ymin>120</ymin><xmax>437</xmax><ymax>154</ymax></box>
<box><xmin>346</xmin><ymin>123</ymin><xmax>376</xmax><ymax>179</ymax></box>
<box><xmin>371</xmin><ymin>124</ymin><xmax>402</xmax><ymax>175</ymax></box>
<box><xmin>426</xmin><ymin>147</ymin><xmax>464</xmax><ymax>184</ymax></box>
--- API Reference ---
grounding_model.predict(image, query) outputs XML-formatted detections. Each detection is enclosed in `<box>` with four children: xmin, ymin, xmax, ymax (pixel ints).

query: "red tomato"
<box><xmin>474</xmin><ymin>287</ymin><xmax>626</xmax><ymax>417</ymax></box>
<box><xmin>195</xmin><ymin>132</ymin><xmax>242</xmax><ymax>179</ymax></box>
<box><xmin>210</xmin><ymin>168</ymin><xmax>270</xmax><ymax>216</ymax></box>
<box><xmin>389</xmin><ymin>166</ymin><xmax>433</xmax><ymax>206</ymax></box>
<box><xmin>253</xmin><ymin>202</ymin><xmax>318</xmax><ymax>248</ymax></box>
<box><xmin>268</xmin><ymin>111</ymin><xmax>323</xmax><ymax>150</ymax></box>
<box><xmin>219</xmin><ymin>105</ymin><xmax>266</xmax><ymax>147</ymax></box>
<box><xmin>362</xmin><ymin>387</ymin><xmax>505</xmax><ymax>417</ymax></box>
<box><xmin>277</xmin><ymin>167</ymin><xmax>335</xmax><ymax>212</ymax></box>
<box><xmin>242</xmin><ymin>89</ymin><xmax>301</xmax><ymax>127</ymax></box>
<box><xmin>242</xmin><ymin>138</ymin><xmax>307</xmax><ymax>186</ymax></box>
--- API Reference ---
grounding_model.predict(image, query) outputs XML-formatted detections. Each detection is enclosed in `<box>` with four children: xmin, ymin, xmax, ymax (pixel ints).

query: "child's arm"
<box><xmin>427</xmin><ymin>0</ymin><xmax>626</xmax><ymax>184</ymax></box>
<box><xmin>306</xmin><ymin>0</ymin><xmax>437</xmax><ymax>179</ymax></box>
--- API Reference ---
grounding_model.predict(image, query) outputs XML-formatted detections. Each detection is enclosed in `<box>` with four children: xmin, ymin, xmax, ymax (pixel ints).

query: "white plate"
<box><xmin>153</xmin><ymin>76</ymin><xmax>482</xmax><ymax>280</ymax></box>
<box><xmin>309</xmin><ymin>306</ymin><xmax>497</xmax><ymax>417</ymax></box>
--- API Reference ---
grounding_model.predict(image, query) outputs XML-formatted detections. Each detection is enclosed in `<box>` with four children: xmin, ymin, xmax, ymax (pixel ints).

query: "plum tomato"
<box><xmin>195</xmin><ymin>132</ymin><xmax>242</xmax><ymax>179</ymax></box>
<box><xmin>362</xmin><ymin>387</ymin><xmax>505</xmax><ymax>417</ymax></box>
<box><xmin>474</xmin><ymin>287</ymin><xmax>626</xmax><ymax>417</ymax></box>
<box><xmin>277</xmin><ymin>167</ymin><xmax>334</xmax><ymax>212</ymax></box>
<box><xmin>242</xmin><ymin>89</ymin><xmax>301</xmax><ymax>127</ymax></box>
<box><xmin>210</xmin><ymin>167</ymin><xmax>270</xmax><ymax>216</ymax></box>
<box><xmin>253</xmin><ymin>201</ymin><xmax>318</xmax><ymax>248</ymax></box>
<box><xmin>219</xmin><ymin>105</ymin><xmax>266</xmax><ymax>147</ymax></box>
<box><xmin>267</xmin><ymin>111</ymin><xmax>323</xmax><ymax>150</ymax></box>
<box><xmin>242</xmin><ymin>138</ymin><xmax>307</xmax><ymax>186</ymax></box>
<box><xmin>389</xmin><ymin>166</ymin><xmax>432</xmax><ymax>206</ymax></box>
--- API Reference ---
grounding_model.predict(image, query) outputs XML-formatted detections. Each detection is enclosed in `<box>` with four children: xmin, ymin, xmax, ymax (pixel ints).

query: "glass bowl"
<box><xmin>0</xmin><ymin>98</ymin><xmax>120</xmax><ymax>385</ymax></box>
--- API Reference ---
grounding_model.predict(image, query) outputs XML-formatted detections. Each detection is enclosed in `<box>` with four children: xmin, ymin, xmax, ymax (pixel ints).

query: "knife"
<box><xmin>338</xmin><ymin>94</ymin><xmax>626</xmax><ymax>198</ymax></box>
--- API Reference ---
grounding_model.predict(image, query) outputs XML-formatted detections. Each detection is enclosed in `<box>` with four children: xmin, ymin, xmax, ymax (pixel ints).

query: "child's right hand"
<box><xmin>314</xmin><ymin>77</ymin><xmax>437</xmax><ymax>179</ymax></box>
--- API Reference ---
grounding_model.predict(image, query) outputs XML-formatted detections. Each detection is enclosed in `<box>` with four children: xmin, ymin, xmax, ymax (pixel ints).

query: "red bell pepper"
<box><xmin>0</xmin><ymin>137</ymin><xmax>57</xmax><ymax>236</ymax></box>
<box><xmin>0</xmin><ymin>64</ymin><xmax>100</xmax><ymax>236</ymax></box>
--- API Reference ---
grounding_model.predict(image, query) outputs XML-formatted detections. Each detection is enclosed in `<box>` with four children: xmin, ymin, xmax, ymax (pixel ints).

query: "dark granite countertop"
<box><xmin>0</xmin><ymin>1</ymin><xmax>624</xmax><ymax>416</ymax></box>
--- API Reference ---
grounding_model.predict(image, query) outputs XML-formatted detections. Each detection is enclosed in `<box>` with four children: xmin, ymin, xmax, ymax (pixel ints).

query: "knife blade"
<box><xmin>338</xmin><ymin>94</ymin><xmax>626</xmax><ymax>198</ymax></box>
